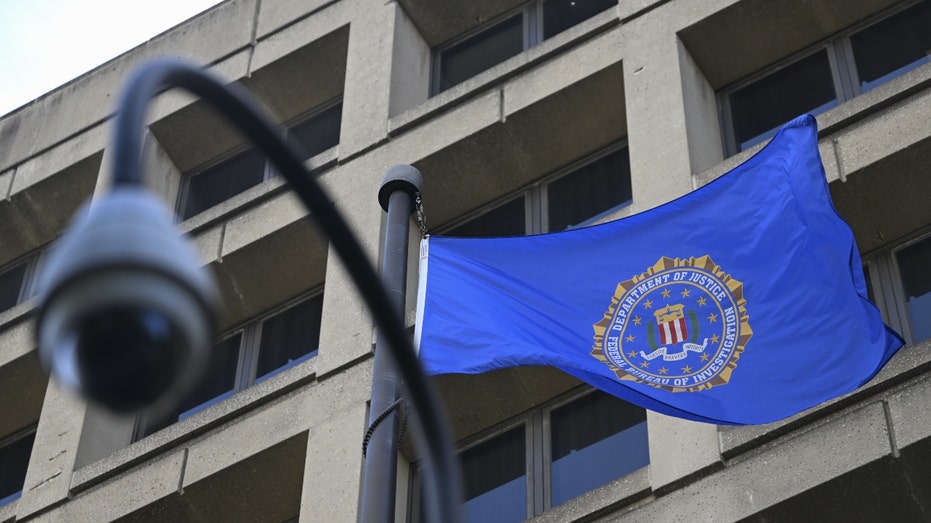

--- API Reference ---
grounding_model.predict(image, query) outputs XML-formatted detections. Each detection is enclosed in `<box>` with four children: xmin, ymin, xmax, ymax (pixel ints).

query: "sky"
<box><xmin>0</xmin><ymin>0</ymin><xmax>223</xmax><ymax>116</ymax></box>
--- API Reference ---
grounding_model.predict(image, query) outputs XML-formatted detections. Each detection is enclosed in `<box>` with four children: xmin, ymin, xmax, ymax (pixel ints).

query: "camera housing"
<box><xmin>36</xmin><ymin>188</ymin><xmax>220</xmax><ymax>415</ymax></box>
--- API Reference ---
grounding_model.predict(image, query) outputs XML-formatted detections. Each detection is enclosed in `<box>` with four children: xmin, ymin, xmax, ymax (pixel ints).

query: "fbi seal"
<box><xmin>591</xmin><ymin>256</ymin><xmax>752</xmax><ymax>392</ymax></box>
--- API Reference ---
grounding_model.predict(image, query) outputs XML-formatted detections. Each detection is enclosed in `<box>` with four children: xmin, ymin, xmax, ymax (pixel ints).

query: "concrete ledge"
<box><xmin>531</xmin><ymin>466</ymin><xmax>651</xmax><ymax>523</ymax></box>
<box><xmin>613</xmin><ymin>402</ymin><xmax>892</xmax><ymax>521</ymax></box>
<box><xmin>70</xmin><ymin>354</ymin><xmax>322</xmax><ymax>494</ymax></box>
<box><xmin>886</xmin><ymin>374</ymin><xmax>931</xmax><ymax>449</ymax></box>
<box><xmin>28</xmin><ymin>449</ymin><xmax>186</xmax><ymax>523</ymax></box>
<box><xmin>388</xmin><ymin>10</ymin><xmax>620</xmax><ymax>137</ymax></box>
<box><xmin>719</xmin><ymin>339</ymin><xmax>931</xmax><ymax>458</ymax></box>
<box><xmin>694</xmin><ymin>61</ymin><xmax>931</xmax><ymax>188</ymax></box>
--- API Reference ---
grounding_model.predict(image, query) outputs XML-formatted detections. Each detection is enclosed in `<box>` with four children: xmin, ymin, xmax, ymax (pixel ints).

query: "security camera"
<box><xmin>36</xmin><ymin>187</ymin><xmax>220</xmax><ymax>415</ymax></box>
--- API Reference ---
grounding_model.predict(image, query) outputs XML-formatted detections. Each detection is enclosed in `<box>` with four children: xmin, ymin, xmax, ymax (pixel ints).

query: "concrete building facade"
<box><xmin>2</xmin><ymin>0</ymin><xmax>931</xmax><ymax>521</ymax></box>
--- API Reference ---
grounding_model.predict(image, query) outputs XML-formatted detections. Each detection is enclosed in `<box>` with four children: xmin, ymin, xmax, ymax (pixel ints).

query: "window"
<box><xmin>0</xmin><ymin>427</ymin><xmax>36</xmax><ymax>507</ymax></box>
<box><xmin>865</xmin><ymin>231</ymin><xmax>931</xmax><ymax>346</ymax></box>
<box><xmin>721</xmin><ymin>0</ymin><xmax>931</xmax><ymax>153</ymax></box>
<box><xmin>893</xmin><ymin>235</ymin><xmax>931</xmax><ymax>344</ymax></box>
<box><xmin>135</xmin><ymin>292</ymin><xmax>323</xmax><ymax>439</ymax></box>
<box><xmin>410</xmin><ymin>389</ymin><xmax>648</xmax><ymax>522</ymax></box>
<box><xmin>433</xmin><ymin>0</ymin><xmax>618</xmax><ymax>93</ymax></box>
<box><xmin>446</xmin><ymin>145</ymin><xmax>631</xmax><ymax>237</ymax></box>
<box><xmin>0</xmin><ymin>254</ymin><xmax>40</xmax><ymax>313</ymax></box>
<box><xmin>178</xmin><ymin>100</ymin><xmax>342</xmax><ymax>220</ymax></box>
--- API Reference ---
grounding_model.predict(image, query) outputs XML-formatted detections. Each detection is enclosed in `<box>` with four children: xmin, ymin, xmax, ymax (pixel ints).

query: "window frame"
<box><xmin>862</xmin><ymin>226</ymin><xmax>931</xmax><ymax>346</ymax></box>
<box><xmin>0</xmin><ymin>425</ymin><xmax>37</xmax><ymax>507</ymax></box>
<box><xmin>133</xmin><ymin>287</ymin><xmax>324</xmax><ymax>440</ymax></box>
<box><xmin>430</xmin><ymin>0</ymin><xmax>618</xmax><ymax>95</ymax></box>
<box><xmin>176</xmin><ymin>97</ymin><xmax>343</xmax><ymax>221</ymax></box>
<box><xmin>430</xmin><ymin>5</ymin><xmax>533</xmax><ymax>95</ymax></box>
<box><xmin>441</xmin><ymin>141</ymin><xmax>632</xmax><ymax>237</ymax></box>
<box><xmin>718</xmin><ymin>0</ymin><xmax>930</xmax><ymax>155</ymax></box>
<box><xmin>0</xmin><ymin>251</ymin><xmax>43</xmax><ymax>313</ymax></box>
<box><xmin>408</xmin><ymin>386</ymin><xmax>649</xmax><ymax>522</ymax></box>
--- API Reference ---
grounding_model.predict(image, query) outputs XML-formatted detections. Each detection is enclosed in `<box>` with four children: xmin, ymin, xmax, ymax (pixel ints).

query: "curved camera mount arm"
<box><xmin>103</xmin><ymin>59</ymin><xmax>461</xmax><ymax>522</ymax></box>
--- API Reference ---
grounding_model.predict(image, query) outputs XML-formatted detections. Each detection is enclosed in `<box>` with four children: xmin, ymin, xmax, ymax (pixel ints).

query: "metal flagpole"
<box><xmin>359</xmin><ymin>164</ymin><xmax>423</xmax><ymax>523</ymax></box>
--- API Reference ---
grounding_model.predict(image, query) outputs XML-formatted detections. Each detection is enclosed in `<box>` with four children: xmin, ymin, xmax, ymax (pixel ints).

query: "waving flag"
<box><xmin>415</xmin><ymin>115</ymin><xmax>903</xmax><ymax>425</ymax></box>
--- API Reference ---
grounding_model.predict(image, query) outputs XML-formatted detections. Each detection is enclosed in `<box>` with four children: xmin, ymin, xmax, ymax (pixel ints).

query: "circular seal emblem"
<box><xmin>591</xmin><ymin>256</ymin><xmax>752</xmax><ymax>392</ymax></box>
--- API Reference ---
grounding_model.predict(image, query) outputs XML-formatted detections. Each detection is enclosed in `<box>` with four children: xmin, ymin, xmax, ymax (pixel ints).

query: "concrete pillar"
<box><xmin>299</xmin><ymin>400</ymin><xmax>368</xmax><ymax>523</ymax></box>
<box><xmin>340</xmin><ymin>2</ymin><xmax>398</xmax><ymax>159</ymax></box>
<box><xmin>15</xmin><ymin>381</ymin><xmax>84</xmax><ymax>520</ymax></box>
<box><xmin>621</xmin><ymin>7</ymin><xmax>725</xmax><ymax>491</ymax></box>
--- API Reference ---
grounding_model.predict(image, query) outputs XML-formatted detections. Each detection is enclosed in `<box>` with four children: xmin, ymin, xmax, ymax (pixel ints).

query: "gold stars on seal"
<box><xmin>643</xmin><ymin>299</ymin><xmax>653</xmax><ymax>310</ymax></box>
<box><xmin>661</xmin><ymin>289</ymin><xmax>671</xmax><ymax>298</ymax></box>
<box><xmin>625</xmin><ymin>334</ymin><xmax>636</xmax><ymax>342</ymax></box>
<box><xmin>681</xmin><ymin>365</ymin><xmax>692</xmax><ymax>373</ymax></box>
<box><xmin>633</xmin><ymin>316</ymin><xmax>642</xmax><ymax>326</ymax></box>
<box><xmin>697</xmin><ymin>296</ymin><xmax>707</xmax><ymax>307</ymax></box>
<box><xmin>659</xmin><ymin>367</ymin><xmax>669</xmax><ymax>375</ymax></box>
<box><xmin>700</xmin><ymin>353</ymin><xmax>710</xmax><ymax>362</ymax></box>
<box><xmin>627</xmin><ymin>350</ymin><xmax>638</xmax><ymax>359</ymax></box>
<box><xmin>707</xmin><ymin>312</ymin><xmax>718</xmax><ymax>323</ymax></box>
<box><xmin>710</xmin><ymin>334</ymin><xmax>720</xmax><ymax>344</ymax></box>
<box><xmin>640</xmin><ymin>361</ymin><xmax>650</xmax><ymax>369</ymax></box>
<box><xmin>680</xmin><ymin>288</ymin><xmax>691</xmax><ymax>298</ymax></box>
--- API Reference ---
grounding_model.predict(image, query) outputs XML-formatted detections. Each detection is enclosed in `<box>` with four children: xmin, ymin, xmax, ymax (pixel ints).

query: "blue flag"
<box><xmin>415</xmin><ymin>115</ymin><xmax>903</xmax><ymax>425</ymax></box>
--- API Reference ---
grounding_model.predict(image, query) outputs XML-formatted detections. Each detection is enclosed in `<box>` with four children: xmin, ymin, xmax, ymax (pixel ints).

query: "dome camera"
<box><xmin>36</xmin><ymin>188</ymin><xmax>220</xmax><ymax>415</ymax></box>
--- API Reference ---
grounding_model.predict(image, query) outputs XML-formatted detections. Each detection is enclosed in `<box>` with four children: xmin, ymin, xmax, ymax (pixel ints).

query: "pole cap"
<box><xmin>379</xmin><ymin>164</ymin><xmax>423</xmax><ymax>212</ymax></box>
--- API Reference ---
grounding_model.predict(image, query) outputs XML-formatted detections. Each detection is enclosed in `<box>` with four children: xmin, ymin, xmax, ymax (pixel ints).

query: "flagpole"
<box><xmin>359</xmin><ymin>165</ymin><xmax>423</xmax><ymax>523</ymax></box>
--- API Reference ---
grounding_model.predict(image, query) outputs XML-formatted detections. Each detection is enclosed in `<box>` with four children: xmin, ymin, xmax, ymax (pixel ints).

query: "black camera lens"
<box><xmin>74</xmin><ymin>305</ymin><xmax>188</xmax><ymax>413</ymax></box>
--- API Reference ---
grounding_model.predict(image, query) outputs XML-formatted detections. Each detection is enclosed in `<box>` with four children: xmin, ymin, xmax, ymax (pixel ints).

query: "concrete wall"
<box><xmin>2</xmin><ymin>0</ymin><xmax>930</xmax><ymax>521</ymax></box>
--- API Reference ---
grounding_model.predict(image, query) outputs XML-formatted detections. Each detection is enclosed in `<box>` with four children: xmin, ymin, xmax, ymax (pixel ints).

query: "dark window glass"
<box><xmin>180</xmin><ymin>147</ymin><xmax>267</xmax><ymax>220</ymax></box>
<box><xmin>547</xmin><ymin>148</ymin><xmax>632</xmax><ymax>231</ymax></box>
<box><xmin>896</xmin><ymin>237</ymin><xmax>931</xmax><ymax>343</ymax></box>
<box><xmin>460</xmin><ymin>425</ymin><xmax>527</xmax><ymax>523</ymax></box>
<box><xmin>0</xmin><ymin>429</ymin><xmax>36</xmax><ymax>506</ymax></box>
<box><xmin>0</xmin><ymin>261</ymin><xmax>28</xmax><ymax>311</ymax></box>
<box><xmin>256</xmin><ymin>296</ymin><xmax>323</xmax><ymax>381</ymax></box>
<box><xmin>728</xmin><ymin>50</ymin><xmax>837</xmax><ymax>151</ymax></box>
<box><xmin>851</xmin><ymin>1</ymin><xmax>931</xmax><ymax>93</ymax></box>
<box><xmin>447</xmin><ymin>196</ymin><xmax>527</xmax><ymax>238</ymax></box>
<box><xmin>543</xmin><ymin>0</ymin><xmax>617</xmax><ymax>39</ymax></box>
<box><xmin>288</xmin><ymin>102</ymin><xmax>342</xmax><ymax>161</ymax></box>
<box><xmin>140</xmin><ymin>334</ymin><xmax>241</xmax><ymax>437</ymax></box>
<box><xmin>550</xmin><ymin>391</ymin><xmax>648</xmax><ymax>505</ymax></box>
<box><xmin>438</xmin><ymin>14</ymin><xmax>524</xmax><ymax>93</ymax></box>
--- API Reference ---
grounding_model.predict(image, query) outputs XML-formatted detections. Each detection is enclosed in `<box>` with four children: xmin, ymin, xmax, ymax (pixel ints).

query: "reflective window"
<box><xmin>851</xmin><ymin>1</ymin><xmax>931</xmax><ymax>93</ymax></box>
<box><xmin>0</xmin><ymin>428</ymin><xmax>36</xmax><ymax>507</ymax></box>
<box><xmin>461</xmin><ymin>426</ymin><xmax>527</xmax><ymax>523</ymax></box>
<box><xmin>135</xmin><ymin>293</ymin><xmax>322</xmax><ymax>440</ymax></box>
<box><xmin>727</xmin><ymin>50</ymin><xmax>837</xmax><ymax>151</ymax></box>
<box><xmin>547</xmin><ymin>147</ymin><xmax>632</xmax><ymax>231</ymax></box>
<box><xmin>444</xmin><ymin>145</ymin><xmax>630</xmax><ymax>237</ymax></box>
<box><xmin>410</xmin><ymin>388</ymin><xmax>648</xmax><ymax>521</ymax></box>
<box><xmin>447</xmin><ymin>196</ymin><xmax>526</xmax><ymax>238</ymax></box>
<box><xmin>896</xmin><ymin>237</ymin><xmax>931</xmax><ymax>344</ymax></box>
<box><xmin>178</xmin><ymin>101</ymin><xmax>342</xmax><ymax>220</ymax></box>
<box><xmin>543</xmin><ymin>0</ymin><xmax>617</xmax><ymax>40</ymax></box>
<box><xmin>722</xmin><ymin>2</ymin><xmax>931</xmax><ymax>154</ymax></box>
<box><xmin>434</xmin><ymin>0</ymin><xmax>617</xmax><ymax>94</ymax></box>
<box><xmin>256</xmin><ymin>295</ymin><xmax>323</xmax><ymax>381</ymax></box>
<box><xmin>180</xmin><ymin>147</ymin><xmax>267</xmax><ymax>220</ymax></box>
<box><xmin>0</xmin><ymin>260</ymin><xmax>29</xmax><ymax>312</ymax></box>
<box><xmin>288</xmin><ymin>102</ymin><xmax>342</xmax><ymax>161</ymax></box>
<box><xmin>438</xmin><ymin>14</ymin><xmax>524</xmax><ymax>93</ymax></box>
<box><xmin>550</xmin><ymin>390</ymin><xmax>648</xmax><ymax>506</ymax></box>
